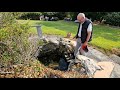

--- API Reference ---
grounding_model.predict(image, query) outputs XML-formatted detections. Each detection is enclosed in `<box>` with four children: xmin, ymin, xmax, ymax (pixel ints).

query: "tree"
<box><xmin>84</xmin><ymin>12</ymin><xmax>108</xmax><ymax>22</ymax></box>
<box><xmin>68</xmin><ymin>12</ymin><xmax>79</xmax><ymax>21</ymax></box>
<box><xmin>104</xmin><ymin>12</ymin><xmax>120</xmax><ymax>26</ymax></box>
<box><xmin>18</xmin><ymin>12</ymin><xmax>42</xmax><ymax>20</ymax></box>
<box><xmin>41</xmin><ymin>12</ymin><xmax>66</xmax><ymax>20</ymax></box>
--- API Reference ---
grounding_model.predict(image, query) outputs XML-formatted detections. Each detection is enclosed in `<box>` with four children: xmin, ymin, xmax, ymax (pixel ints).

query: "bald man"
<box><xmin>74</xmin><ymin>13</ymin><xmax>93</xmax><ymax>57</ymax></box>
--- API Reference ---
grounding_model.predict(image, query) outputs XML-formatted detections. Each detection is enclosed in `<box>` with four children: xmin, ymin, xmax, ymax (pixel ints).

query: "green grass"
<box><xmin>18</xmin><ymin>20</ymin><xmax>120</xmax><ymax>52</ymax></box>
<box><xmin>18</xmin><ymin>20</ymin><xmax>77</xmax><ymax>36</ymax></box>
<box><xmin>92</xmin><ymin>25</ymin><xmax>120</xmax><ymax>50</ymax></box>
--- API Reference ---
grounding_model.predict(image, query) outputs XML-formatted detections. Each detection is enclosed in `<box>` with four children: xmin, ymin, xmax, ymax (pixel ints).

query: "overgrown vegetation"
<box><xmin>0</xmin><ymin>12</ymin><xmax>32</xmax><ymax>67</ymax></box>
<box><xmin>0</xmin><ymin>59</ymin><xmax>87</xmax><ymax>78</ymax></box>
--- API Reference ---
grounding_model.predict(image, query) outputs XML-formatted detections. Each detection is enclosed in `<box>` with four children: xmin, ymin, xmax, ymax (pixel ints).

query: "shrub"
<box><xmin>0</xmin><ymin>12</ymin><xmax>16</xmax><ymax>27</ymax></box>
<box><xmin>104</xmin><ymin>12</ymin><xmax>120</xmax><ymax>26</ymax></box>
<box><xmin>19</xmin><ymin>12</ymin><xmax>42</xmax><ymax>20</ymax></box>
<box><xmin>42</xmin><ymin>12</ymin><xmax>66</xmax><ymax>20</ymax></box>
<box><xmin>0</xmin><ymin>22</ymin><xmax>31</xmax><ymax>67</ymax></box>
<box><xmin>84</xmin><ymin>12</ymin><xmax>108</xmax><ymax>22</ymax></box>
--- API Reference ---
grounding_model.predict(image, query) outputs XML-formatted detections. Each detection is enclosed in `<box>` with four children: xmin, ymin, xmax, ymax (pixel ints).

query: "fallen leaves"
<box><xmin>0</xmin><ymin>59</ymin><xmax>88</xmax><ymax>78</ymax></box>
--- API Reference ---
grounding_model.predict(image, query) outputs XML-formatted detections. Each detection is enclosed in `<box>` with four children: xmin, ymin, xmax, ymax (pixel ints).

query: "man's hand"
<box><xmin>82</xmin><ymin>41</ymin><xmax>88</xmax><ymax>50</ymax></box>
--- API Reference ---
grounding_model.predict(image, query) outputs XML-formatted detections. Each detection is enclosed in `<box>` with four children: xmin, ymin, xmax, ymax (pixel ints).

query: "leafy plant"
<box><xmin>104</xmin><ymin>12</ymin><xmax>120</xmax><ymax>26</ymax></box>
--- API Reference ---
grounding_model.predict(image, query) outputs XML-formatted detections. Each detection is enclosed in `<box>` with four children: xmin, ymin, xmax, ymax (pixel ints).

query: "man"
<box><xmin>74</xmin><ymin>13</ymin><xmax>93</xmax><ymax>57</ymax></box>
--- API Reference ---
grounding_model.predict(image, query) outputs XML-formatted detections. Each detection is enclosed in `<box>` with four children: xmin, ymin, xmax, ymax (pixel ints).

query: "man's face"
<box><xmin>77</xmin><ymin>16</ymin><xmax>84</xmax><ymax>23</ymax></box>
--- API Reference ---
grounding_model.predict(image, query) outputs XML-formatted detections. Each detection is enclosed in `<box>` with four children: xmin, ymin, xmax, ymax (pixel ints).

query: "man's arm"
<box><xmin>86</xmin><ymin>31</ymin><xmax>91</xmax><ymax>42</ymax></box>
<box><xmin>82</xmin><ymin>23</ymin><xmax>92</xmax><ymax>47</ymax></box>
<box><xmin>86</xmin><ymin>23</ymin><xmax>92</xmax><ymax>42</ymax></box>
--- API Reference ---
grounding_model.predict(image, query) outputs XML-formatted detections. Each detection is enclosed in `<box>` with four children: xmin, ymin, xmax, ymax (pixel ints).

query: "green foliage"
<box><xmin>67</xmin><ymin>12</ymin><xmax>79</xmax><ymax>21</ymax></box>
<box><xmin>62</xmin><ymin>12</ymin><xmax>107</xmax><ymax>21</ymax></box>
<box><xmin>0</xmin><ymin>22</ymin><xmax>31</xmax><ymax>67</ymax></box>
<box><xmin>84</xmin><ymin>12</ymin><xmax>108</xmax><ymax>21</ymax></box>
<box><xmin>37</xmin><ymin>40</ymin><xmax>45</xmax><ymax>46</ymax></box>
<box><xmin>11</xmin><ymin>12</ymin><xmax>24</xmax><ymax>19</ymax></box>
<box><xmin>0</xmin><ymin>12</ymin><xmax>16</xmax><ymax>27</ymax></box>
<box><xmin>42</xmin><ymin>12</ymin><xmax>66</xmax><ymax>20</ymax></box>
<box><xmin>66</xmin><ymin>12</ymin><xmax>108</xmax><ymax>21</ymax></box>
<box><xmin>0</xmin><ymin>12</ymin><xmax>24</xmax><ymax>27</ymax></box>
<box><xmin>104</xmin><ymin>12</ymin><xmax>120</xmax><ymax>26</ymax></box>
<box><xmin>19</xmin><ymin>12</ymin><xmax>42</xmax><ymax>20</ymax></box>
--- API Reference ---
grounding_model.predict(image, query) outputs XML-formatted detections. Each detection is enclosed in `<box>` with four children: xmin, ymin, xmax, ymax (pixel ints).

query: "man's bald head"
<box><xmin>77</xmin><ymin>13</ymin><xmax>86</xmax><ymax>23</ymax></box>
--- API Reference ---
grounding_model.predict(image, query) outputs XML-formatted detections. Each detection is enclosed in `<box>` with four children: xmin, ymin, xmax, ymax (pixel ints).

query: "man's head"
<box><xmin>77</xmin><ymin>13</ymin><xmax>86</xmax><ymax>23</ymax></box>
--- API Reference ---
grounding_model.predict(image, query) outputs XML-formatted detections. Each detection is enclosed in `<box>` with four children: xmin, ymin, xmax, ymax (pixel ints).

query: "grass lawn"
<box><xmin>18</xmin><ymin>20</ymin><xmax>120</xmax><ymax>53</ymax></box>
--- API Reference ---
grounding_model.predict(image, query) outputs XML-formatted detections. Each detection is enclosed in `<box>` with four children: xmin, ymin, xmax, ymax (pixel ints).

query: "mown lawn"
<box><xmin>18</xmin><ymin>20</ymin><xmax>120</xmax><ymax>52</ymax></box>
